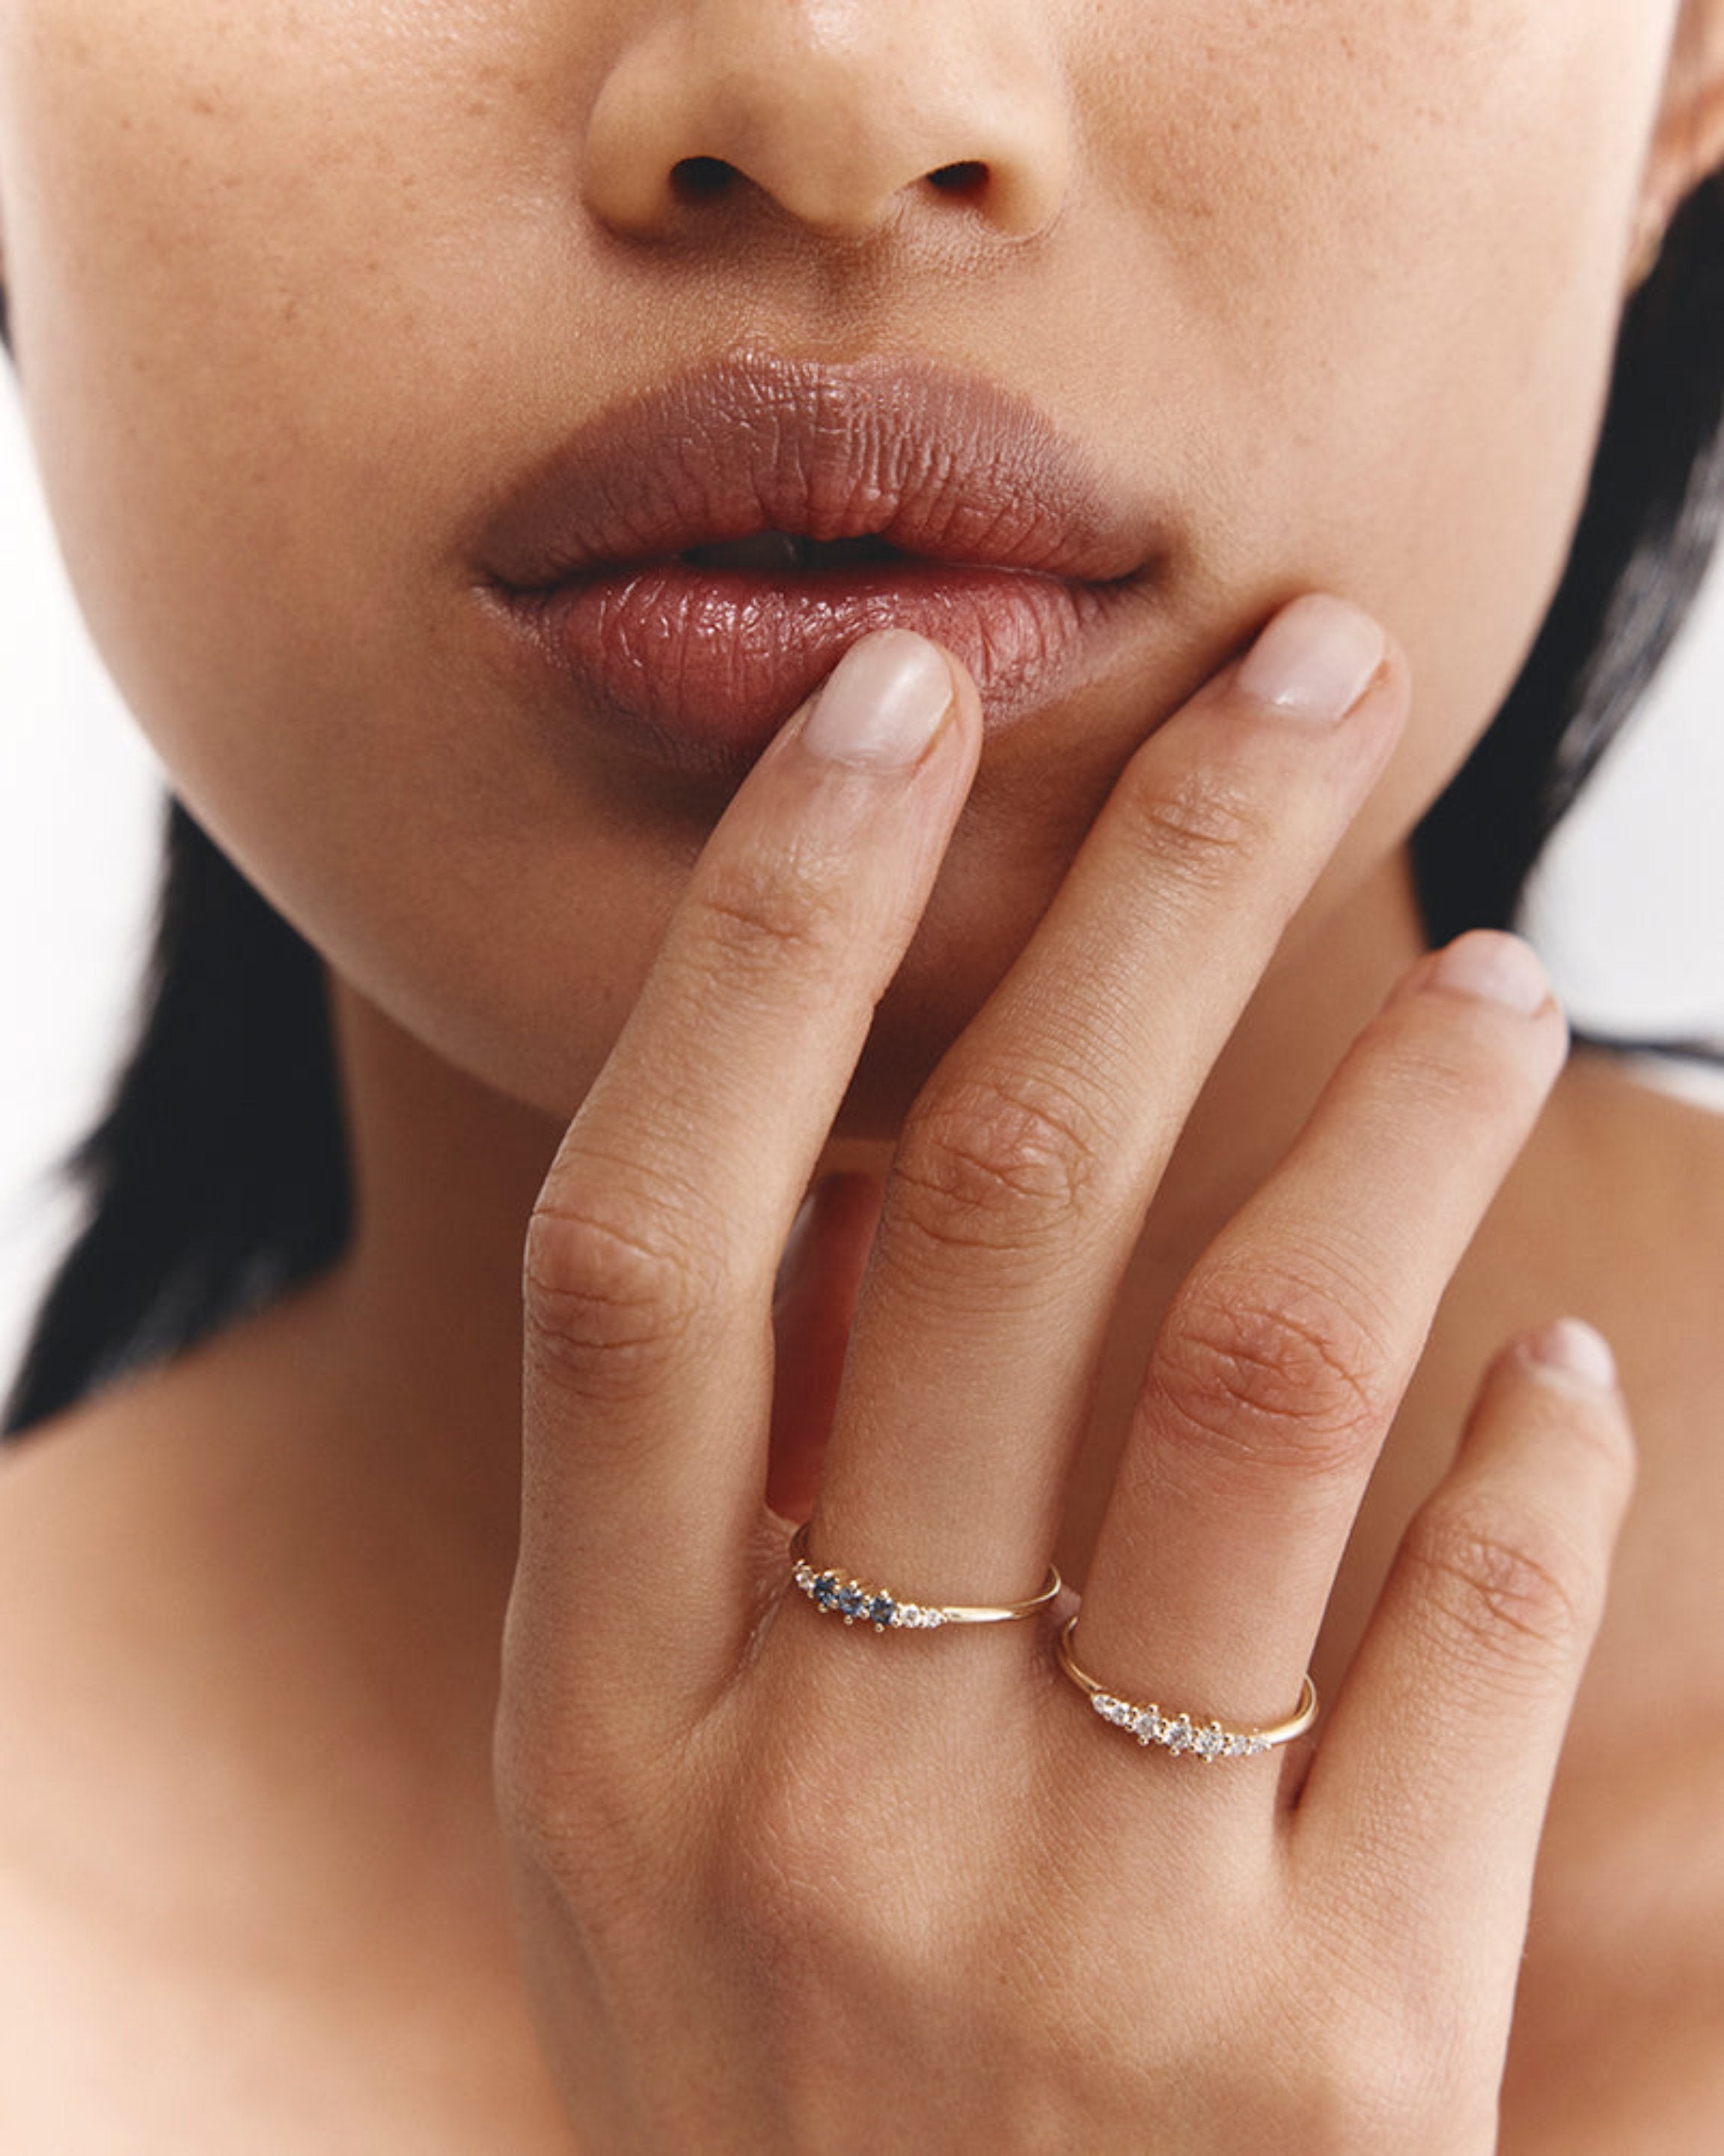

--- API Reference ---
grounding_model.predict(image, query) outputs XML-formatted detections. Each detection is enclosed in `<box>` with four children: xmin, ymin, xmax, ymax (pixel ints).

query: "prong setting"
<box><xmin>1086</xmin><ymin>1688</ymin><xmax>1274</xmax><ymax>1761</ymax></box>
<box><xmin>792</xmin><ymin>1555</ymin><xmax>947</xmax><ymax>1631</ymax></box>
<box><xmin>1060</xmin><ymin>1618</ymin><xmax>1315</xmax><ymax>1762</ymax></box>
<box><xmin>786</xmin><ymin>1523</ymin><xmax>1059</xmax><ymax>1632</ymax></box>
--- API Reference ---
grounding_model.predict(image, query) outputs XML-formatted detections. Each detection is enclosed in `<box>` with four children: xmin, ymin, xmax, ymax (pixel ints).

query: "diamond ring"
<box><xmin>1057</xmin><ymin>1616</ymin><xmax>1318</xmax><ymax>1761</ymax></box>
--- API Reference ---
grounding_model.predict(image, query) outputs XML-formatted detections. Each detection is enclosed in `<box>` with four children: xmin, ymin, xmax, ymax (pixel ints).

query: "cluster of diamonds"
<box><xmin>792</xmin><ymin>1557</ymin><xmax>947</xmax><ymax>1631</ymax></box>
<box><xmin>1088</xmin><ymin>1691</ymin><xmax>1271</xmax><ymax>1762</ymax></box>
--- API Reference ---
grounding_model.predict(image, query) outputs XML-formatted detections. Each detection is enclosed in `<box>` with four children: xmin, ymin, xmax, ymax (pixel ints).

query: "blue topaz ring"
<box><xmin>1057</xmin><ymin>1616</ymin><xmax>1318</xmax><ymax>1762</ymax></box>
<box><xmin>789</xmin><ymin>1523</ymin><xmax>1061</xmax><ymax>1632</ymax></box>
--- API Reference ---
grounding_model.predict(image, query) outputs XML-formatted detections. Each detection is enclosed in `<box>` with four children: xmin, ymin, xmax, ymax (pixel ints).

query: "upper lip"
<box><xmin>477</xmin><ymin>352</ymin><xmax>1169</xmax><ymax>591</ymax></box>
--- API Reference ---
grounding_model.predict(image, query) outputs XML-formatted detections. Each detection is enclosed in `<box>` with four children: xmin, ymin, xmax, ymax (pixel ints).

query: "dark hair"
<box><xmin>3</xmin><ymin>798</ymin><xmax>352</xmax><ymax>1433</ymax></box>
<box><xmin>5</xmin><ymin>173</ymin><xmax>1724</xmax><ymax>1441</ymax></box>
<box><xmin>1412</xmin><ymin>172</ymin><xmax>1724</xmax><ymax>1042</ymax></box>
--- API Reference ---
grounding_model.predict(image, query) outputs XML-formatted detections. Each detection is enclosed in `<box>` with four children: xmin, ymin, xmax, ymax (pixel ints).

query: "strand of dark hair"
<box><xmin>5</xmin><ymin>175</ymin><xmax>1724</xmax><ymax>1441</ymax></box>
<box><xmin>1411</xmin><ymin>173</ymin><xmax>1724</xmax><ymax>1009</ymax></box>
<box><xmin>2</xmin><ymin>798</ymin><xmax>352</xmax><ymax>1435</ymax></box>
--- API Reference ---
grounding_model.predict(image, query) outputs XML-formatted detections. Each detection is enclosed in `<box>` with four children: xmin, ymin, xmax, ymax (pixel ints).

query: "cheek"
<box><xmin>1076</xmin><ymin>0</ymin><xmax>1672</xmax><ymax>823</ymax></box>
<box><xmin>0</xmin><ymin>4</ymin><xmax>688</xmax><ymax>1115</ymax></box>
<box><xmin>0</xmin><ymin>4</ymin><xmax>553</xmax><ymax>710</ymax></box>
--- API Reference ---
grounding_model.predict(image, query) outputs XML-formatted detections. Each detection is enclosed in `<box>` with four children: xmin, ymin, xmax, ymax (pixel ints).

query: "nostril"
<box><xmin>671</xmin><ymin>156</ymin><xmax>739</xmax><ymax>204</ymax></box>
<box><xmin>926</xmin><ymin>161</ymin><xmax>989</xmax><ymax>200</ymax></box>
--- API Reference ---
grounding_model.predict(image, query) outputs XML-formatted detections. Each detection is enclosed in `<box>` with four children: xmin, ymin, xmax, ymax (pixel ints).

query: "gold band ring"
<box><xmin>789</xmin><ymin>1522</ymin><xmax>1061</xmax><ymax>1632</ymax></box>
<box><xmin>1057</xmin><ymin>1616</ymin><xmax>1318</xmax><ymax>1761</ymax></box>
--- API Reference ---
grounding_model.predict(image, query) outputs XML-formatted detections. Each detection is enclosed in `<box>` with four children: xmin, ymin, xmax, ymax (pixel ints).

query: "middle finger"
<box><xmin>808</xmin><ymin>594</ymin><xmax>1407</xmax><ymax>1604</ymax></box>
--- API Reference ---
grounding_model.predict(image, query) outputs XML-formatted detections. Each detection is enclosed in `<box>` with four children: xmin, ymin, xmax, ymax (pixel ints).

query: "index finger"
<box><xmin>513</xmin><ymin>632</ymin><xmax>979</xmax><ymax>1701</ymax></box>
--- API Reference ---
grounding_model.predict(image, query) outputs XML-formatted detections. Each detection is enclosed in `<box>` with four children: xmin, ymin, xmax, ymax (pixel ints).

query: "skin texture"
<box><xmin>0</xmin><ymin>1</ymin><xmax>1707</xmax><ymax>1127</ymax></box>
<box><xmin>1</xmin><ymin>2</ymin><xmax>1723</xmax><ymax>2148</ymax></box>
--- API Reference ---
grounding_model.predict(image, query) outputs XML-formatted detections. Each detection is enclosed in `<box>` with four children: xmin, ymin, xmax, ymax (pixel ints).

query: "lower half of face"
<box><xmin>0</xmin><ymin>1</ymin><xmax>1685</xmax><ymax>1128</ymax></box>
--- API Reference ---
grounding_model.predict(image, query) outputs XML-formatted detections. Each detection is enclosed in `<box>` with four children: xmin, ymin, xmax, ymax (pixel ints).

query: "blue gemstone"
<box><xmin>813</xmin><ymin>1574</ymin><xmax>840</xmax><ymax>1609</ymax></box>
<box><xmin>869</xmin><ymin>1595</ymin><xmax>896</xmax><ymax>1628</ymax></box>
<box><xmin>837</xmin><ymin>1584</ymin><xmax>866</xmax><ymax>1619</ymax></box>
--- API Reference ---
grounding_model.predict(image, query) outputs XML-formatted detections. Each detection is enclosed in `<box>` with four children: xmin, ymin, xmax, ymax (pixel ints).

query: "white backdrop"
<box><xmin>4</xmin><ymin>370</ymin><xmax>1723</xmax><ymax>1411</ymax></box>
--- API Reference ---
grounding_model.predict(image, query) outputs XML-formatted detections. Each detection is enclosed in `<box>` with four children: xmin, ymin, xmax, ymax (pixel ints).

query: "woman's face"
<box><xmin>0</xmin><ymin>3</ymin><xmax>1705</xmax><ymax>1126</ymax></box>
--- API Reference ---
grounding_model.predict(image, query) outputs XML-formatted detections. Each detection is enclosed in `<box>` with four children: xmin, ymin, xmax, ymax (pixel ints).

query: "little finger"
<box><xmin>1297</xmin><ymin>1320</ymin><xmax>1633</xmax><ymax>2043</ymax></box>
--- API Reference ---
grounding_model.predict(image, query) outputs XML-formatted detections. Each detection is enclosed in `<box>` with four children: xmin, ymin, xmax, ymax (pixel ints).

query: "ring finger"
<box><xmin>1072</xmin><ymin>929</ymin><xmax>1568</xmax><ymax>1757</ymax></box>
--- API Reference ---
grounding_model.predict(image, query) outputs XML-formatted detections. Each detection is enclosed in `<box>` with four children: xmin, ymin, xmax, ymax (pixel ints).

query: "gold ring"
<box><xmin>789</xmin><ymin>1522</ymin><xmax>1061</xmax><ymax>1631</ymax></box>
<box><xmin>1057</xmin><ymin>1616</ymin><xmax>1318</xmax><ymax>1761</ymax></box>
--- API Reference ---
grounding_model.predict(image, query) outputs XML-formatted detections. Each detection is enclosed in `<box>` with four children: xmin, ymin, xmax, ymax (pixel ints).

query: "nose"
<box><xmin>581</xmin><ymin>0</ymin><xmax>1071</xmax><ymax>243</ymax></box>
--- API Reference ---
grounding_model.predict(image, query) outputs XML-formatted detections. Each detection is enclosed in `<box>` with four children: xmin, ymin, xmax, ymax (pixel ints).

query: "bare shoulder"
<box><xmin>1557</xmin><ymin>1048</ymin><xmax>1724</xmax><ymax>1212</ymax></box>
<box><xmin>0</xmin><ymin>1366</ymin><xmax>186</xmax><ymax>1782</ymax></box>
<box><xmin>0</xmin><ymin>1358</ymin><xmax>225</xmax><ymax>1907</ymax></box>
<box><xmin>0</xmin><ymin>1357</ymin><xmax>578</xmax><ymax>2153</ymax></box>
<box><xmin>1535</xmin><ymin>1051</ymin><xmax>1724</xmax><ymax>1390</ymax></box>
<box><xmin>0</xmin><ymin>1372</ymin><xmax>204</xmax><ymax>2152</ymax></box>
<box><xmin>0</xmin><ymin>1355</ymin><xmax>213</xmax><ymax>1767</ymax></box>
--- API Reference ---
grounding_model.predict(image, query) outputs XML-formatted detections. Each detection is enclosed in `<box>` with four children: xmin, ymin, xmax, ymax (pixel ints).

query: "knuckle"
<box><xmin>493</xmin><ymin>1689</ymin><xmax>683</xmax><ymax>1905</ymax></box>
<box><xmin>1369</xmin><ymin>1007</ymin><xmax>1540</xmax><ymax>1128</ymax></box>
<box><xmin>522</xmin><ymin>1182</ymin><xmax>715</xmax><ymax>1402</ymax></box>
<box><xmin>729</xmin><ymin>1755</ymin><xmax>972</xmax><ymax>2000</ymax></box>
<box><xmin>890</xmin><ymin>1069</ymin><xmax>1104</xmax><ymax>1257</ymax></box>
<box><xmin>692</xmin><ymin>840</ymin><xmax>856</xmax><ymax>990</ymax></box>
<box><xmin>1118</xmin><ymin>759</ymin><xmax>1274</xmax><ymax>896</ymax></box>
<box><xmin>1291</xmin><ymin>2027</ymin><xmax>1469</xmax><ymax>2155</ymax></box>
<box><xmin>1271</xmin><ymin>1943</ymin><xmax>1493</xmax><ymax>2152</ymax></box>
<box><xmin>1401</xmin><ymin>1499</ymin><xmax>1596</xmax><ymax>1679</ymax></box>
<box><xmin>1149</xmin><ymin>1258</ymin><xmax>1397</xmax><ymax>1483</ymax></box>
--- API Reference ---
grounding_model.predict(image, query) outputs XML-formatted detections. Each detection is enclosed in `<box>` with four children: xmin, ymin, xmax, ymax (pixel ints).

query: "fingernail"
<box><xmin>799</xmin><ymin>631</ymin><xmax>955</xmax><ymax>769</ymax></box>
<box><xmin>1523</xmin><ymin>1317</ymin><xmax>1618</xmax><ymax>1393</ymax></box>
<box><xmin>1235</xmin><ymin>595</ymin><xmax>1388</xmax><ymax>723</ymax></box>
<box><xmin>1426</xmin><ymin>931</ymin><xmax>1552</xmax><ymax>1015</ymax></box>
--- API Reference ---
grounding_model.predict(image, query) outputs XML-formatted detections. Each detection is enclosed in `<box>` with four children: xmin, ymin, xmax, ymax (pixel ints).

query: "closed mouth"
<box><xmin>474</xmin><ymin>352</ymin><xmax>1172</xmax><ymax>776</ymax></box>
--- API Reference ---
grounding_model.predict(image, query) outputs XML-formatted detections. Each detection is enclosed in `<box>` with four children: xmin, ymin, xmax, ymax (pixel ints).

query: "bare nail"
<box><xmin>1427</xmin><ymin>932</ymin><xmax>1553</xmax><ymax>1016</ymax></box>
<box><xmin>799</xmin><ymin>631</ymin><xmax>955</xmax><ymax>769</ymax></box>
<box><xmin>1235</xmin><ymin>595</ymin><xmax>1388</xmax><ymax>724</ymax></box>
<box><xmin>1523</xmin><ymin>1318</ymin><xmax>1618</xmax><ymax>1393</ymax></box>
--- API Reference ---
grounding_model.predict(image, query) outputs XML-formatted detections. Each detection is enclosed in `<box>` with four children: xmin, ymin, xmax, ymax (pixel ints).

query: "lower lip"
<box><xmin>501</xmin><ymin>561</ymin><xmax>1149</xmax><ymax>777</ymax></box>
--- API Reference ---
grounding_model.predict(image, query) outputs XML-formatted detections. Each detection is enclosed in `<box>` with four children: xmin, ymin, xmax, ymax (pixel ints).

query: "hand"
<box><xmin>495</xmin><ymin>609</ymin><xmax>1633</xmax><ymax>2152</ymax></box>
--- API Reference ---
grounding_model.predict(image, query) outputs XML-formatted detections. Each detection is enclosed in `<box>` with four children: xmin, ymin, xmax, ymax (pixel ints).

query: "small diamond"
<box><xmin>1162</xmin><ymin>1714</ymin><xmax>1195</xmax><ymax>1756</ymax></box>
<box><xmin>868</xmin><ymin>1595</ymin><xmax>896</xmax><ymax>1629</ymax></box>
<box><xmin>1131</xmin><ymin>1708</ymin><xmax>1162</xmax><ymax>1744</ymax></box>
<box><xmin>919</xmin><ymin>1609</ymin><xmax>947</xmax><ymax>1629</ymax></box>
<box><xmin>813</xmin><ymin>1573</ymin><xmax>840</xmax><ymax>1610</ymax></box>
<box><xmin>1226</xmin><ymin>1733</ymin><xmax>1252</xmax><ymax>1758</ymax></box>
<box><xmin>1247</xmin><ymin>1735</ymin><xmax>1270</xmax><ymax>1756</ymax></box>
<box><xmin>1194</xmin><ymin>1724</ymin><xmax>1226</xmax><ymax>1762</ymax></box>
<box><xmin>1092</xmin><ymin>1695</ymin><xmax>1131</xmax><ymax>1728</ymax></box>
